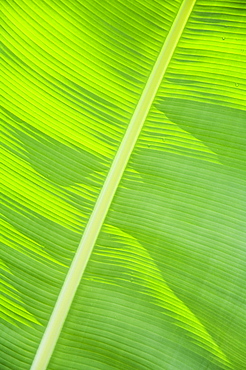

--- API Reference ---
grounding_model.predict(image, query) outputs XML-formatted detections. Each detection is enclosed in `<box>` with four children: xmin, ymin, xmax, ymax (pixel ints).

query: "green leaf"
<box><xmin>1</xmin><ymin>0</ymin><xmax>245</xmax><ymax>369</ymax></box>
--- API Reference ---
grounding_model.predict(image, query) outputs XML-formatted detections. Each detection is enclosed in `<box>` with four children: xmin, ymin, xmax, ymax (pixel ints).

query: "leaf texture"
<box><xmin>1</xmin><ymin>0</ymin><xmax>246</xmax><ymax>369</ymax></box>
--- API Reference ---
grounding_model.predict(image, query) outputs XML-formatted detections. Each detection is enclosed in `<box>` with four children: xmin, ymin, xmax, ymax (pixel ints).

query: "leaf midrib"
<box><xmin>31</xmin><ymin>1</ymin><xmax>196</xmax><ymax>368</ymax></box>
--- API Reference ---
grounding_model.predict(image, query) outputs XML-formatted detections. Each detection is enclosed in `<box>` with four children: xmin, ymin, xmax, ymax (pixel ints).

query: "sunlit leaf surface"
<box><xmin>1</xmin><ymin>0</ymin><xmax>246</xmax><ymax>369</ymax></box>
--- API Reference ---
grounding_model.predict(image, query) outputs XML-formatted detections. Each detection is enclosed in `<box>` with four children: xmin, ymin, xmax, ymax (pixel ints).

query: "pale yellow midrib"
<box><xmin>31</xmin><ymin>1</ymin><xmax>196</xmax><ymax>368</ymax></box>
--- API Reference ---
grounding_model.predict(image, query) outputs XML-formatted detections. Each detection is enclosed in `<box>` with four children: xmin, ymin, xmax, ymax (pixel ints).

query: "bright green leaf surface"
<box><xmin>1</xmin><ymin>0</ymin><xmax>246</xmax><ymax>369</ymax></box>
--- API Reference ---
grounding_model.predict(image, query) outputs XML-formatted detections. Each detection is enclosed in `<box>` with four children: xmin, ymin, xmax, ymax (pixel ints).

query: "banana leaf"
<box><xmin>1</xmin><ymin>0</ymin><xmax>246</xmax><ymax>369</ymax></box>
